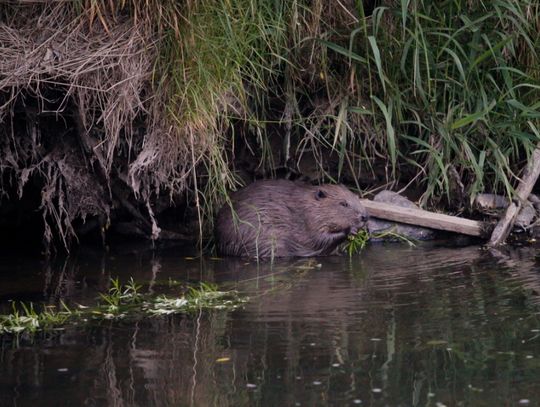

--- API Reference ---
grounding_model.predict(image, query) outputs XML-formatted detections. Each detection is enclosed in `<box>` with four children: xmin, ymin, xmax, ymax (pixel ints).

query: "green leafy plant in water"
<box><xmin>125</xmin><ymin>277</ymin><xmax>143</xmax><ymax>299</ymax></box>
<box><xmin>99</xmin><ymin>277</ymin><xmax>144</xmax><ymax>314</ymax></box>
<box><xmin>0</xmin><ymin>302</ymin><xmax>73</xmax><ymax>335</ymax></box>
<box><xmin>346</xmin><ymin>229</ymin><xmax>370</xmax><ymax>256</ymax></box>
<box><xmin>151</xmin><ymin>282</ymin><xmax>247</xmax><ymax>315</ymax></box>
<box><xmin>345</xmin><ymin>228</ymin><xmax>416</xmax><ymax>256</ymax></box>
<box><xmin>0</xmin><ymin>278</ymin><xmax>247</xmax><ymax>335</ymax></box>
<box><xmin>370</xmin><ymin>229</ymin><xmax>417</xmax><ymax>247</ymax></box>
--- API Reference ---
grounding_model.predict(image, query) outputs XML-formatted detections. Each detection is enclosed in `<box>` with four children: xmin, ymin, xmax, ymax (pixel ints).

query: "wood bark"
<box><xmin>360</xmin><ymin>200</ymin><xmax>492</xmax><ymax>238</ymax></box>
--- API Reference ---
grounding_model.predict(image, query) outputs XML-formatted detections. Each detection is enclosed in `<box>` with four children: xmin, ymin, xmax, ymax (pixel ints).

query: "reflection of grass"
<box><xmin>0</xmin><ymin>279</ymin><xmax>247</xmax><ymax>335</ymax></box>
<box><xmin>345</xmin><ymin>229</ymin><xmax>416</xmax><ymax>256</ymax></box>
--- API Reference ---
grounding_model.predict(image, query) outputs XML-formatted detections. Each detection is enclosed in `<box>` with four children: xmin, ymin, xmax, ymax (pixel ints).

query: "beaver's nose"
<box><xmin>360</xmin><ymin>214</ymin><xmax>368</xmax><ymax>222</ymax></box>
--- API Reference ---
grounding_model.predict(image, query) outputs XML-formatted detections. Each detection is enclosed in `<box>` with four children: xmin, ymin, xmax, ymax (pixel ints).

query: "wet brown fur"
<box><xmin>215</xmin><ymin>179</ymin><xmax>368</xmax><ymax>258</ymax></box>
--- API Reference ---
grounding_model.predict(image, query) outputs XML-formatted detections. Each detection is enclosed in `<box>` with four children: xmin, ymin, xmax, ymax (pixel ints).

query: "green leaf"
<box><xmin>348</xmin><ymin>106</ymin><xmax>373</xmax><ymax>115</ymax></box>
<box><xmin>368</xmin><ymin>36</ymin><xmax>386</xmax><ymax>94</ymax></box>
<box><xmin>470</xmin><ymin>35</ymin><xmax>513</xmax><ymax>70</ymax></box>
<box><xmin>372</xmin><ymin>96</ymin><xmax>395</xmax><ymax>169</ymax></box>
<box><xmin>320</xmin><ymin>40</ymin><xmax>367</xmax><ymax>64</ymax></box>
<box><xmin>451</xmin><ymin>100</ymin><xmax>496</xmax><ymax>129</ymax></box>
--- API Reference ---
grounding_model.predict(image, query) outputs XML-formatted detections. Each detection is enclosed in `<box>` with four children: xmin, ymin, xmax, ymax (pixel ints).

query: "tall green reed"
<box><xmin>325</xmin><ymin>0</ymin><xmax>540</xmax><ymax>206</ymax></box>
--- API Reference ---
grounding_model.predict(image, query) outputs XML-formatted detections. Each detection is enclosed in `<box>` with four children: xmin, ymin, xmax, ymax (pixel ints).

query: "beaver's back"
<box><xmin>215</xmin><ymin>179</ymin><xmax>368</xmax><ymax>258</ymax></box>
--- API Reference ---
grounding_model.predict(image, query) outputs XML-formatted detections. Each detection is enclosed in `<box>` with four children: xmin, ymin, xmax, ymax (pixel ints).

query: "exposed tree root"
<box><xmin>0</xmin><ymin>4</ymin><xmax>208</xmax><ymax>249</ymax></box>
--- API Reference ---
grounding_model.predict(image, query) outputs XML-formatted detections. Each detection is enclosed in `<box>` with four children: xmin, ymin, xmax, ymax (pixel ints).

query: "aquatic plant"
<box><xmin>345</xmin><ymin>228</ymin><xmax>416</xmax><ymax>256</ymax></box>
<box><xmin>345</xmin><ymin>230</ymin><xmax>371</xmax><ymax>257</ymax></box>
<box><xmin>95</xmin><ymin>279</ymin><xmax>247</xmax><ymax>319</ymax></box>
<box><xmin>0</xmin><ymin>279</ymin><xmax>247</xmax><ymax>335</ymax></box>
<box><xmin>0</xmin><ymin>302</ymin><xmax>74</xmax><ymax>335</ymax></box>
<box><xmin>99</xmin><ymin>277</ymin><xmax>144</xmax><ymax>313</ymax></box>
<box><xmin>151</xmin><ymin>283</ymin><xmax>246</xmax><ymax>315</ymax></box>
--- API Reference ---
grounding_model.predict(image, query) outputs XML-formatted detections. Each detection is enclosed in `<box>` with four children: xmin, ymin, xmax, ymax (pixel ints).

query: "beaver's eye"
<box><xmin>315</xmin><ymin>190</ymin><xmax>327</xmax><ymax>200</ymax></box>
<box><xmin>340</xmin><ymin>201</ymin><xmax>349</xmax><ymax>208</ymax></box>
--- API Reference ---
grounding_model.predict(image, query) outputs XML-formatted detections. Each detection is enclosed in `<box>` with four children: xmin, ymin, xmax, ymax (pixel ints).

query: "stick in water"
<box><xmin>488</xmin><ymin>144</ymin><xmax>540</xmax><ymax>246</ymax></box>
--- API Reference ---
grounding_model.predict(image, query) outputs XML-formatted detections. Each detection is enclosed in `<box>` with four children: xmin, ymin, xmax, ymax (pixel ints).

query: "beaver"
<box><xmin>215</xmin><ymin>179</ymin><xmax>368</xmax><ymax>258</ymax></box>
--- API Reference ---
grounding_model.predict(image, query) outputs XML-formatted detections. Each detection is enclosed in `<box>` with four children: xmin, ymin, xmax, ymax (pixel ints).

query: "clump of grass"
<box><xmin>150</xmin><ymin>283</ymin><xmax>245</xmax><ymax>315</ymax></box>
<box><xmin>0</xmin><ymin>279</ymin><xmax>247</xmax><ymax>335</ymax></box>
<box><xmin>131</xmin><ymin>0</ymin><xmax>293</xmax><ymax>237</ymax></box>
<box><xmin>345</xmin><ymin>228</ymin><xmax>416</xmax><ymax>256</ymax></box>
<box><xmin>0</xmin><ymin>302</ymin><xmax>74</xmax><ymax>335</ymax></box>
<box><xmin>346</xmin><ymin>229</ymin><xmax>370</xmax><ymax>256</ymax></box>
<box><xmin>99</xmin><ymin>277</ymin><xmax>144</xmax><ymax>314</ymax></box>
<box><xmin>95</xmin><ymin>279</ymin><xmax>247</xmax><ymax>319</ymax></box>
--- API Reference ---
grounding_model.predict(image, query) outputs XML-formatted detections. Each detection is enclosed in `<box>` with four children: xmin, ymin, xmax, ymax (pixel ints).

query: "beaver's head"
<box><xmin>304</xmin><ymin>184</ymin><xmax>368</xmax><ymax>250</ymax></box>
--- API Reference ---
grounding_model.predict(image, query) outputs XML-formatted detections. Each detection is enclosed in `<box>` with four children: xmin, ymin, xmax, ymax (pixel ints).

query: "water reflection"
<box><xmin>1</xmin><ymin>243</ymin><xmax>540</xmax><ymax>406</ymax></box>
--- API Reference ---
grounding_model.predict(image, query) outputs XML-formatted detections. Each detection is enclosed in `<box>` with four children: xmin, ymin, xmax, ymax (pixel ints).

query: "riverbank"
<box><xmin>1</xmin><ymin>1</ymin><xmax>539</xmax><ymax>253</ymax></box>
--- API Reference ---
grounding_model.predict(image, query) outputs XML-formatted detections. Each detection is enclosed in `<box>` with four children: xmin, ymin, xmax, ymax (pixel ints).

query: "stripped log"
<box><xmin>488</xmin><ymin>144</ymin><xmax>540</xmax><ymax>246</ymax></box>
<box><xmin>360</xmin><ymin>199</ymin><xmax>492</xmax><ymax>238</ymax></box>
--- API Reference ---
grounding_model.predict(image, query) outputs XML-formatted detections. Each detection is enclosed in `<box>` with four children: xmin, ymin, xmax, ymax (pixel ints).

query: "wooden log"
<box><xmin>488</xmin><ymin>144</ymin><xmax>540</xmax><ymax>246</ymax></box>
<box><xmin>360</xmin><ymin>199</ymin><xmax>492</xmax><ymax>238</ymax></box>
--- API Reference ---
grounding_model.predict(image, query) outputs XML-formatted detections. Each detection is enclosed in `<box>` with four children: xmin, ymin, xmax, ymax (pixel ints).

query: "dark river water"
<box><xmin>2</xmin><ymin>242</ymin><xmax>540</xmax><ymax>407</ymax></box>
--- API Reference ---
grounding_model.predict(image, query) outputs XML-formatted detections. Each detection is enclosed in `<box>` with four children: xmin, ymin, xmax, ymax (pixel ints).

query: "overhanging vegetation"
<box><xmin>0</xmin><ymin>0</ymin><xmax>539</xmax><ymax>250</ymax></box>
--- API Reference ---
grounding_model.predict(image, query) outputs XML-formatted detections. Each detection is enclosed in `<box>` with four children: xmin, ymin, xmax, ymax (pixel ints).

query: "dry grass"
<box><xmin>0</xmin><ymin>1</ymin><xmax>292</xmax><ymax>248</ymax></box>
<box><xmin>1</xmin><ymin>4</ymin><xmax>156</xmax><ymax>247</ymax></box>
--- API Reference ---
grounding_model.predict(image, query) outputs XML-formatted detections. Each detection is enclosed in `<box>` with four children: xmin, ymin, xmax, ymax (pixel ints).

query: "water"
<box><xmin>1</xmin><ymin>243</ymin><xmax>540</xmax><ymax>406</ymax></box>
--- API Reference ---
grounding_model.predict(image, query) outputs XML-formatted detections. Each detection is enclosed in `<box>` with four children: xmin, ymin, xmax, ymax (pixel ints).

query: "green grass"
<box><xmin>151</xmin><ymin>0</ymin><xmax>292</xmax><ymax>235</ymax></box>
<box><xmin>323</xmin><ymin>0</ymin><xmax>540</xmax><ymax>206</ymax></box>
<box><xmin>0</xmin><ymin>279</ymin><xmax>247</xmax><ymax>335</ymax></box>
<box><xmin>154</xmin><ymin>0</ymin><xmax>540</xmax><ymax>214</ymax></box>
<box><xmin>345</xmin><ymin>229</ymin><xmax>370</xmax><ymax>256</ymax></box>
<box><xmin>345</xmin><ymin>228</ymin><xmax>416</xmax><ymax>256</ymax></box>
<box><xmin>0</xmin><ymin>302</ymin><xmax>74</xmax><ymax>335</ymax></box>
<box><xmin>126</xmin><ymin>0</ymin><xmax>540</xmax><ymax>234</ymax></box>
<box><xmin>3</xmin><ymin>1</ymin><xmax>540</xmax><ymax>249</ymax></box>
<box><xmin>99</xmin><ymin>277</ymin><xmax>143</xmax><ymax>313</ymax></box>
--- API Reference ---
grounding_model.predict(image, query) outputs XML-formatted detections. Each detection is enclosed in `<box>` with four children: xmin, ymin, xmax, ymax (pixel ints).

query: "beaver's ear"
<box><xmin>315</xmin><ymin>189</ymin><xmax>327</xmax><ymax>200</ymax></box>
